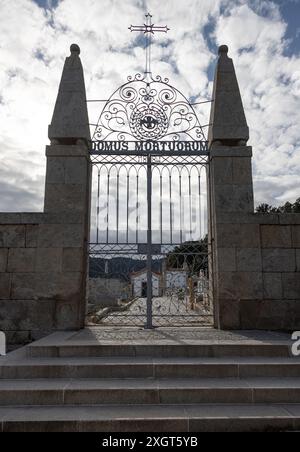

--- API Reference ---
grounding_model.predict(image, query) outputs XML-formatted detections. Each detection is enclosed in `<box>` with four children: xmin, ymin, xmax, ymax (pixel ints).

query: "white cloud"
<box><xmin>0</xmin><ymin>0</ymin><xmax>299</xmax><ymax>213</ymax></box>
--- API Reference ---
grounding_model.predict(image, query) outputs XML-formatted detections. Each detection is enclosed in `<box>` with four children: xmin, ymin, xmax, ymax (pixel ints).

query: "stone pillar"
<box><xmin>44</xmin><ymin>44</ymin><xmax>91</xmax><ymax>330</ymax></box>
<box><xmin>208</xmin><ymin>46</ymin><xmax>256</xmax><ymax>329</ymax></box>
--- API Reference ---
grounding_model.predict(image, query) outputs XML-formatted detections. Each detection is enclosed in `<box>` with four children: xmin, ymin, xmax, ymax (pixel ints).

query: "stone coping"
<box><xmin>216</xmin><ymin>212</ymin><xmax>300</xmax><ymax>225</ymax></box>
<box><xmin>210</xmin><ymin>146</ymin><xmax>252</xmax><ymax>157</ymax></box>
<box><xmin>0</xmin><ymin>212</ymin><xmax>84</xmax><ymax>225</ymax></box>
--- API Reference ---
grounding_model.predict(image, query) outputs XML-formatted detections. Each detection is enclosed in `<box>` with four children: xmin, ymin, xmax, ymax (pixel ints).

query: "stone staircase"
<box><xmin>0</xmin><ymin>328</ymin><xmax>300</xmax><ymax>432</ymax></box>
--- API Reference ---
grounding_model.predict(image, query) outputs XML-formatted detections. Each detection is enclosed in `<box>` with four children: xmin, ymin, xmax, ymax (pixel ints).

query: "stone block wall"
<box><xmin>0</xmin><ymin>211</ymin><xmax>88</xmax><ymax>346</ymax></box>
<box><xmin>213</xmin><ymin>212</ymin><xmax>300</xmax><ymax>331</ymax></box>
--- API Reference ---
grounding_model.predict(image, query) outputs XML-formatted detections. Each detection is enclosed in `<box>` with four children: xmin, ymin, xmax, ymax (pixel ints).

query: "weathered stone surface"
<box><xmin>25</xmin><ymin>225</ymin><xmax>39</xmax><ymax>248</ymax></box>
<box><xmin>0</xmin><ymin>300</ymin><xmax>55</xmax><ymax>330</ymax></box>
<box><xmin>62</xmin><ymin>248</ymin><xmax>83</xmax><ymax>272</ymax></box>
<box><xmin>212</xmin><ymin>158</ymin><xmax>232</xmax><ymax>185</ymax></box>
<box><xmin>240</xmin><ymin>300</ymin><xmax>300</xmax><ymax>330</ymax></box>
<box><xmin>216</xmin><ymin>212</ymin><xmax>280</xmax><ymax>225</ymax></box>
<box><xmin>279</xmin><ymin>214</ymin><xmax>300</xmax><ymax>225</ymax></box>
<box><xmin>55</xmin><ymin>302</ymin><xmax>80</xmax><ymax>329</ymax></box>
<box><xmin>0</xmin><ymin>274</ymin><xmax>11</xmax><ymax>299</ymax></box>
<box><xmin>297</xmin><ymin>250</ymin><xmax>300</xmax><ymax>272</ymax></box>
<box><xmin>261</xmin><ymin>225</ymin><xmax>292</xmax><ymax>248</ymax></box>
<box><xmin>11</xmin><ymin>272</ymin><xmax>82</xmax><ymax>301</ymax></box>
<box><xmin>232</xmin><ymin>158</ymin><xmax>253</xmax><ymax>185</ymax></box>
<box><xmin>236</xmin><ymin>248</ymin><xmax>262</xmax><ymax>272</ymax></box>
<box><xmin>262</xmin><ymin>249</ymin><xmax>296</xmax><ymax>272</ymax></box>
<box><xmin>217</xmin><ymin>248</ymin><xmax>236</xmax><ymax>272</ymax></box>
<box><xmin>214</xmin><ymin>184</ymin><xmax>254</xmax><ymax>213</ymax></box>
<box><xmin>263</xmin><ymin>273</ymin><xmax>283</xmax><ymax>300</ymax></box>
<box><xmin>216</xmin><ymin>223</ymin><xmax>260</xmax><ymax>248</ymax></box>
<box><xmin>282</xmin><ymin>273</ymin><xmax>300</xmax><ymax>300</ymax></box>
<box><xmin>38</xmin><ymin>224</ymin><xmax>84</xmax><ymax>248</ymax></box>
<box><xmin>46</xmin><ymin>145</ymin><xmax>88</xmax><ymax>158</ymax></box>
<box><xmin>0</xmin><ymin>226</ymin><xmax>25</xmax><ymax>248</ymax></box>
<box><xmin>65</xmin><ymin>158</ymin><xmax>88</xmax><ymax>184</ymax></box>
<box><xmin>218</xmin><ymin>298</ymin><xmax>240</xmax><ymax>329</ymax></box>
<box><xmin>44</xmin><ymin>184</ymin><xmax>86</xmax><ymax>213</ymax></box>
<box><xmin>219</xmin><ymin>272</ymin><xmax>263</xmax><ymax>299</ymax></box>
<box><xmin>0</xmin><ymin>214</ymin><xmax>22</xmax><ymax>224</ymax></box>
<box><xmin>36</xmin><ymin>248</ymin><xmax>62</xmax><ymax>272</ymax></box>
<box><xmin>292</xmin><ymin>226</ymin><xmax>300</xmax><ymax>248</ymax></box>
<box><xmin>7</xmin><ymin>249</ymin><xmax>36</xmax><ymax>273</ymax></box>
<box><xmin>0</xmin><ymin>249</ymin><xmax>8</xmax><ymax>272</ymax></box>
<box><xmin>45</xmin><ymin>158</ymin><xmax>65</xmax><ymax>184</ymax></box>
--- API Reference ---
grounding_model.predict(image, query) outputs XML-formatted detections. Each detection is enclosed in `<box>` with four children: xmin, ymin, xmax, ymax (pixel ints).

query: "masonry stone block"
<box><xmin>282</xmin><ymin>273</ymin><xmax>300</xmax><ymax>300</ymax></box>
<box><xmin>297</xmin><ymin>250</ymin><xmax>300</xmax><ymax>272</ymax></box>
<box><xmin>0</xmin><ymin>300</ymin><xmax>55</xmax><ymax>330</ymax></box>
<box><xmin>0</xmin><ymin>225</ymin><xmax>25</xmax><ymax>248</ymax></box>
<box><xmin>65</xmin><ymin>157</ymin><xmax>88</xmax><ymax>184</ymax></box>
<box><xmin>0</xmin><ymin>274</ymin><xmax>11</xmax><ymax>299</ymax></box>
<box><xmin>25</xmin><ymin>225</ymin><xmax>39</xmax><ymax>248</ymax></box>
<box><xmin>217</xmin><ymin>248</ymin><xmax>236</xmax><ymax>272</ymax></box>
<box><xmin>55</xmin><ymin>302</ymin><xmax>80</xmax><ymax>329</ymax></box>
<box><xmin>219</xmin><ymin>271</ymin><xmax>263</xmax><ymax>300</ymax></box>
<box><xmin>44</xmin><ymin>184</ymin><xmax>86</xmax><ymax>213</ymax></box>
<box><xmin>214</xmin><ymin>184</ymin><xmax>254</xmax><ymax>213</ymax></box>
<box><xmin>11</xmin><ymin>273</ymin><xmax>60</xmax><ymax>300</ymax></box>
<box><xmin>240</xmin><ymin>300</ymin><xmax>300</xmax><ymax>330</ymax></box>
<box><xmin>62</xmin><ymin>248</ymin><xmax>84</xmax><ymax>272</ymax></box>
<box><xmin>232</xmin><ymin>158</ymin><xmax>253</xmax><ymax>185</ymax></box>
<box><xmin>263</xmin><ymin>273</ymin><xmax>283</xmax><ymax>300</ymax></box>
<box><xmin>218</xmin><ymin>298</ymin><xmax>240</xmax><ymax>329</ymax></box>
<box><xmin>0</xmin><ymin>249</ymin><xmax>8</xmax><ymax>272</ymax></box>
<box><xmin>0</xmin><ymin>214</ymin><xmax>22</xmax><ymax>224</ymax></box>
<box><xmin>7</xmin><ymin>248</ymin><xmax>36</xmax><ymax>273</ymax></box>
<box><xmin>261</xmin><ymin>225</ymin><xmax>292</xmax><ymax>248</ymax></box>
<box><xmin>36</xmin><ymin>248</ymin><xmax>62</xmax><ymax>272</ymax></box>
<box><xmin>217</xmin><ymin>223</ymin><xmax>260</xmax><ymax>248</ymax></box>
<box><xmin>262</xmin><ymin>249</ymin><xmax>296</xmax><ymax>272</ymax></box>
<box><xmin>236</xmin><ymin>248</ymin><xmax>262</xmax><ymax>272</ymax></box>
<box><xmin>38</xmin><ymin>224</ymin><xmax>84</xmax><ymax>248</ymax></box>
<box><xmin>212</xmin><ymin>158</ymin><xmax>232</xmax><ymax>184</ymax></box>
<box><xmin>292</xmin><ymin>226</ymin><xmax>300</xmax><ymax>248</ymax></box>
<box><xmin>45</xmin><ymin>158</ymin><xmax>65</xmax><ymax>184</ymax></box>
<box><xmin>279</xmin><ymin>214</ymin><xmax>300</xmax><ymax>225</ymax></box>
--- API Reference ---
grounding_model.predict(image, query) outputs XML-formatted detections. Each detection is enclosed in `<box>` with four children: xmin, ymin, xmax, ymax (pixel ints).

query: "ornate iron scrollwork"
<box><xmin>92</xmin><ymin>73</ymin><xmax>206</xmax><ymax>143</ymax></box>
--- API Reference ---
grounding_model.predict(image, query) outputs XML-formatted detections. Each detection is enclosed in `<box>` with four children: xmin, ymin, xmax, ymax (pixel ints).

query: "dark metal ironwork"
<box><xmin>87</xmin><ymin>13</ymin><xmax>213</xmax><ymax>328</ymax></box>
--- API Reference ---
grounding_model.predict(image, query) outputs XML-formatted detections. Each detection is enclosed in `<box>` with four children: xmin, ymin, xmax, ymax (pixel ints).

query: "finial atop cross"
<box><xmin>129</xmin><ymin>13</ymin><xmax>170</xmax><ymax>78</ymax></box>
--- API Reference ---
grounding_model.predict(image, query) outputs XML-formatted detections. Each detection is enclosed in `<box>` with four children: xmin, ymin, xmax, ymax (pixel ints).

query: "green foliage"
<box><xmin>166</xmin><ymin>236</ymin><xmax>208</xmax><ymax>275</ymax></box>
<box><xmin>256</xmin><ymin>198</ymin><xmax>300</xmax><ymax>214</ymax></box>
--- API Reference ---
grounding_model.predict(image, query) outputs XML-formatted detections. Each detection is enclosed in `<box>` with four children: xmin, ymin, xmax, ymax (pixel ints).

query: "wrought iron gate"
<box><xmin>87</xmin><ymin>15</ymin><xmax>213</xmax><ymax>327</ymax></box>
<box><xmin>88</xmin><ymin>149</ymin><xmax>212</xmax><ymax>327</ymax></box>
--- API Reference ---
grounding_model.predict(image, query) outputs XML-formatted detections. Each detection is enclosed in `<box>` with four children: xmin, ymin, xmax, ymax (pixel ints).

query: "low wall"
<box><xmin>215</xmin><ymin>212</ymin><xmax>300</xmax><ymax>330</ymax></box>
<box><xmin>0</xmin><ymin>212</ymin><xmax>87</xmax><ymax>346</ymax></box>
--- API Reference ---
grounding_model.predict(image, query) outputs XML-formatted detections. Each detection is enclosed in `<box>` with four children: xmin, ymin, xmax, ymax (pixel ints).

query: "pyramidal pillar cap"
<box><xmin>208</xmin><ymin>44</ymin><xmax>249</xmax><ymax>146</ymax></box>
<box><xmin>48</xmin><ymin>43</ymin><xmax>91</xmax><ymax>145</ymax></box>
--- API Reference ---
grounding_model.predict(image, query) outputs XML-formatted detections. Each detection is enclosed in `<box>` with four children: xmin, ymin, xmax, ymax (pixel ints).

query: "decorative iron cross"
<box><xmin>129</xmin><ymin>13</ymin><xmax>170</xmax><ymax>78</ymax></box>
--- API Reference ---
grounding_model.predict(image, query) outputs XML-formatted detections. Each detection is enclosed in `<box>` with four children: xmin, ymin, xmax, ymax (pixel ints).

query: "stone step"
<box><xmin>0</xmin><ymin>377</ymin><xmax>300</xmax><ymax>406</ymax></box>
<box><xmin>0</xmin><ymin>404</ymin><xmax>300</xmax><ymax>432</ymax></box>
<box><xmin>27</xmin><ymin>342</ymin><xmax>292</xmax><ymax>359</ymax></box>
<box><xmin>1</xmin><ymin>357</ymin><xmax>300</xmax><ymax>379</ymax></box>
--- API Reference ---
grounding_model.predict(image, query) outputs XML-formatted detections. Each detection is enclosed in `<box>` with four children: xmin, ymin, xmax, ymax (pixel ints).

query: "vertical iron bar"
<box><xmin>146</xmin><ymin>154</ymin><xmax>153</xmax><ymax>329</ymax></box>
<box><xmin>116</xmin><ymin>172</ymin><xmax>120</xmax><ymax>244</ymax></box>
<box><xmin>198</xmin><ymin>174</ymin><xmax>202</xmax><ymax>240</ymax></box>
<box><xmin>126</xmin><ymin>174</ymin><xmax>129</xmax><ymax>244</ymax></box>
<box><xmin>169</xmin><ymin>173</ymin><xmax>172</xmax><ymax>244</ymax></box>
<box><xmin>106</xmin><ymin>173</ymin><xmax>110</xmax><ymax>244</ymax></box>
<box><xmin>189</xmin><ymin>174</ymin><xmax>192</xmax><ymax>241</ymax></box>
<box><xmin>160</xmin><ymin>174</ymin><xmax>163</xmax><ymax>244</ymax></box>
<box><xmin>96</xmin><ymin>169</ymin><xmax>100</xmax><ymax>244</ymax></box>
<box><xmin>179</xmin><ymin>172</ymin><xmax>183</xmax><ymax>244</ymax></box>
<box><xmin>136</xmin><ymin>174</ymin><xmax>139</xmax><ymax>243</ymax></box>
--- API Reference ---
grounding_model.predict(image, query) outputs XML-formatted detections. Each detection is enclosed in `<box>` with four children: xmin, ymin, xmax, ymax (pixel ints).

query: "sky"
<box><xmin>0</xmin><ymin>0</ymin><xmax>299</xmax><ymax>212</ymax></box>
